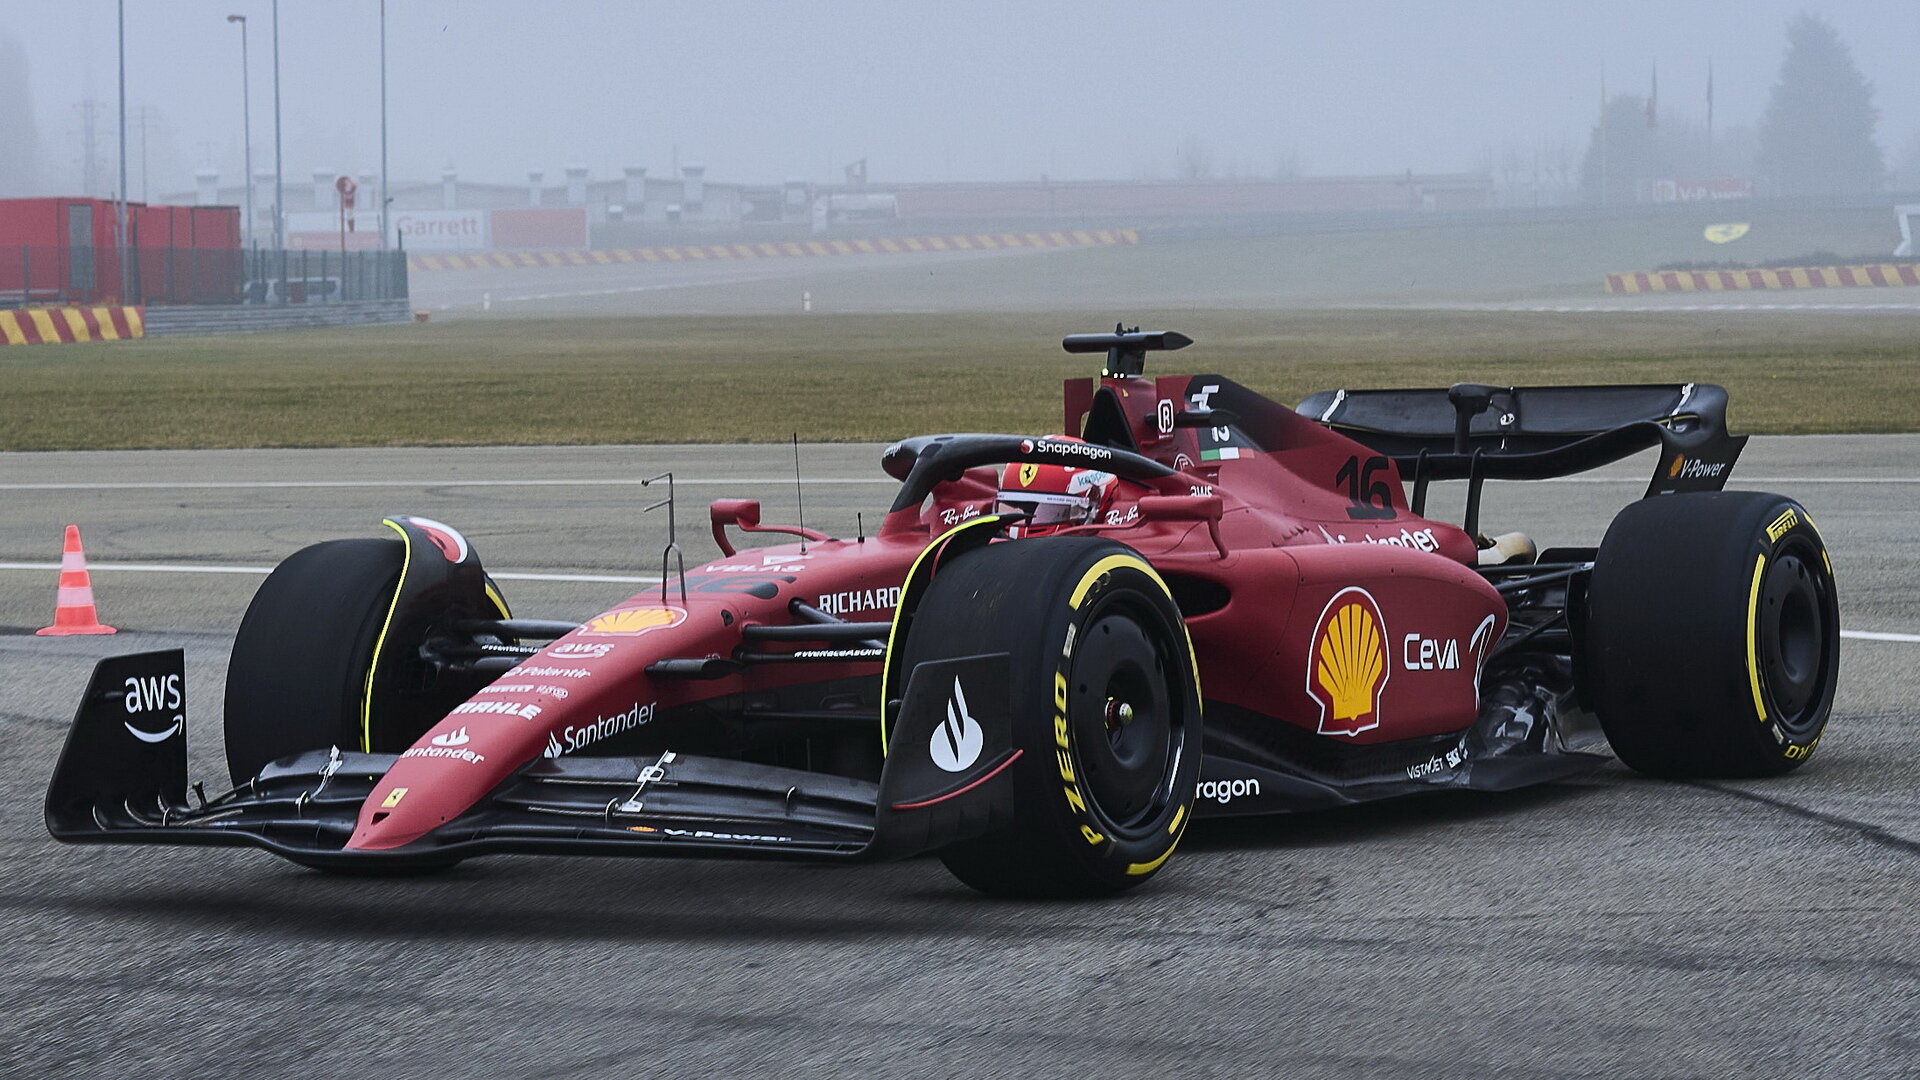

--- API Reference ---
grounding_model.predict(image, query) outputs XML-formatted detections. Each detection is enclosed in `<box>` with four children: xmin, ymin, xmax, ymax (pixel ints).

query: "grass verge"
<box><xmin>1</xmin><ymin>308</ymin><xmax>1914</xmax><ymax>450</ymax></box>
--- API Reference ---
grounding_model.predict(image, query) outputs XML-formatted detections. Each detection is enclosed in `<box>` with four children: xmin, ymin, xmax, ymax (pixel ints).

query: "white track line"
<box><xmin>0</xmin><ymin>477</ymin><xmax>895</xmax><ymax>491</ymax></box>
<box><xmin>0</xmin><ymin>561</ymin><xmax>658</xmax><ymax>584</ymax></box>
<box><xmin>433</xmin><ymin>269</ymin><xmax>828</xmax><ymax>310</ymax></box>
<box><xmin>0</xmin><ymin>475</ymin><xmax>1909</xmax><ymax>492</ymax></box>
<box><xmin>0</xmin><ymin>561</ymin><xmax>1908</xmax><ymax>640</ymax></box>
<box><xmin>1483</xmin><ymin>477</ymin><xmax>1920</xmax><ymax>485</ymax></box>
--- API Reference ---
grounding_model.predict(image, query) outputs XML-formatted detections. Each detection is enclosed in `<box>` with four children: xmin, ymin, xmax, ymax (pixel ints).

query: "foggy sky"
<box><xmin>7</xmin><ymin>0</ymin><xmax>1919</xmax><ymax>199</ymax></box>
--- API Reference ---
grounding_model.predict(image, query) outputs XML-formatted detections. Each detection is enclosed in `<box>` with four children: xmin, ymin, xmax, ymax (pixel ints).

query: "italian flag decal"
<box><xmin>1200</xmin><ymin>447</ymin><xmax>1244</xmax><ymax>461</ymax></box>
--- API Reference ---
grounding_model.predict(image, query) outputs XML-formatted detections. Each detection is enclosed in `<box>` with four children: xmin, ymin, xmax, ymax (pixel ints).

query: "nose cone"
<box><xmin>347</xmin><ymin>775</ymin><xmax>450</xmax><ymax>850</ymax></box>
<box><xmin>344</xmin><ymin>748</ymin><xmax>498</xmax><ymax>851</ymax></box>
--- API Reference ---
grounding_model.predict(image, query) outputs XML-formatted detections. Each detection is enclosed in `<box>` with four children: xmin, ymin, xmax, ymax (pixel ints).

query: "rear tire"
<box><xmin>1584</xmin><ymin>492</ymin><xmax>1838</xmax><ymax>777</ymax></box>
<box><xmin>901</xmin><ymin>538</ymin><xmax>1202</xmax><ymax>897</ymax></box>
<box><xmin>224</xmin><ymin>539</ymin><xmax>406</xmax><ymax>785</ymax></box>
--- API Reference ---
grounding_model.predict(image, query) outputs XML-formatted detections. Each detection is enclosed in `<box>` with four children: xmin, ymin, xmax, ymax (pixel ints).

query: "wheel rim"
<box><xmin>1759</xmin><ymin>542</ymin><xmax>1832</xmax><ymax>731</ymax></box>
<box><xmin>1065</xmin><ymin>598</ymin><xmax>1184</xmax><ymax>836</ymax></box>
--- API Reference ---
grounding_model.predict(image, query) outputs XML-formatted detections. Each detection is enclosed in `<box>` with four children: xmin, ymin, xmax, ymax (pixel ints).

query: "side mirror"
<box><xmin>709</xmin><ymin>500</ymin><xmax>761</xmax><ymax>557</ymax></box>
<box><xmin>709</xmin><ymin>498</ymin><xmax>829</xmax><ymax>557</ymax></box>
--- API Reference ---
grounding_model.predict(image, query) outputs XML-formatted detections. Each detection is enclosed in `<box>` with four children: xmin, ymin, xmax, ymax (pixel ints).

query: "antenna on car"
<box><xmin>1062</xmin><ymin>323</ymin><xmax>1194</xmax><ymax>378</ymax></box>
<box><xmin>640</xmin><ymin>471</ymin><xmax>687</xmax><ymax>607</ymax></box>
<box><xmin>792</xmin><ymin>433</ymin><xmax>809</xmax><ymax>555</ymax></box>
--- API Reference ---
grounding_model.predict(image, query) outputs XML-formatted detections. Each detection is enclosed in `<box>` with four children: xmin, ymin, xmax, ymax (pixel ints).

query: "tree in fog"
<box><xmin>1755</xmin><ymin>14</ymin><xmax>1884</xmax><ymax>195</ymax></box>
<box><xmin>1175</xmin><ymin>135</ymin><xmax>1214</xmax><ymax>180</ymax></box>
<box><xmin>0</xmin><ymin>36</ymin><xmax>39</xmax><ymax>195</ymax></box>
<box><xmin>1579</xmin><ymin>95</ymin><xmax>1660</xmax><ymax>203</ymax></box>
<box><xmin>1895</xmin><ymin>131</ymin><xmax>1920</xmax><ymax>192</ymax></box>
<box><xmin>1580</xmin><ymin>94</ymin><xmax>1724</xmax><ymax>203</ymax></box>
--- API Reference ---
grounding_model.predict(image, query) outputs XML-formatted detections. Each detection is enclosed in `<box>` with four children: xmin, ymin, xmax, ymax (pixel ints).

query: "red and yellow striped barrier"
<box><xmin>0</xmin><ymin>305</ymin><xmax>144</xmax><ymax>346</ymax></box>
<box><xmin>1607</xmin><ymin>263</ymin><xmax>1920</xmax><ymax>294</ymax></box>
<box><xmin>409</xmin><ymin>228</ymin><xmax>1139</xmax><ymax>272</ymax></box>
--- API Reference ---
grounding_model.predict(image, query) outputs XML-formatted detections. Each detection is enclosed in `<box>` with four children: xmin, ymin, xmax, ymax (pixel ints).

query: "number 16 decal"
<box><xmin>1337</xmin><ymin>455</ymin><xmax>1397</xmax><ymax>520</ymax></box>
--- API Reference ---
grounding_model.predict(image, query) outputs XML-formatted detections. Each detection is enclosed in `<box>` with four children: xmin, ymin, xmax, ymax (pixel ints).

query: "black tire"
<box><xmin>224</xmin><ymin>538</ymin><xmax>406</xmax><ymax>785</ymax></box>
<box><xmin>902</xmin><ymin>538</ymin><xmax>1202</xmax><ymax>897</ymax></box>
<box><xmin>1584</xmin><ymin>491</ymin><xmax>1839</xmax><ymax>778</ymax></box>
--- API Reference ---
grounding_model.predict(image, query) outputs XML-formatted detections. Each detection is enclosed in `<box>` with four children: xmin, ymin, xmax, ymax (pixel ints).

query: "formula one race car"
<box><xmin>47</xmin><ymin>328</ymin><xmax>1840</xmax><ymax>897</ymax></box>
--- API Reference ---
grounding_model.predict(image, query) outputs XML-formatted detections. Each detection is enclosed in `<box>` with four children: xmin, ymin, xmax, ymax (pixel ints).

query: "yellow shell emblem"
<box><xmin>1703</xmin><ymin>223</ymin><xmax>1749</xmax><ymax>244</ymax></box>
<box><xmin>1669</xmin><ymin>455</ymin><xmax>1685</xmax><ymax>478</ymax></box>
<box><xmin>1308</xmin><ymin>589</ymin><xmax>1388</xmax><ymax>736</ymax></box>
<box><xmin>1019</xmin><ymin>463</ymin><xmax>1039</xmax><ymax>487</ymax></box>
<box><xmin>582</xmin><ymin>607</ymin><xmax>685</xmax><ymax>636</ymax></box>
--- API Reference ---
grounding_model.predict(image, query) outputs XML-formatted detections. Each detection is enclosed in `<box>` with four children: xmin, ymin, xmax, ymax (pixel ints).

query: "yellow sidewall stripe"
<box><xmin>878</xmin><ymin>515</ymin><xmax>1007</xmax><ymax>755</ymax></box>
<box><xmin>362</xmin><ymin>519</ymin><xmax>416</xmax><ymax>751</ymax></box>
<box><xmin>1745</xmin><ymin>553</ymin><xmax>1768</xmax><ymax>723</ymax></box>
<box><xmin>1126</xmin><ymin>814</ymin><xmax>1189</xmax><ymax>876</ymax></box>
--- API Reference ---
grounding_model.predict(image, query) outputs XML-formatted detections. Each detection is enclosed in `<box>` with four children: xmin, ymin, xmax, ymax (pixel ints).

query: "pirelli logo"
<box><xmin>1766</xmin><ymin>509</ymin><xmax>1799</xmax><ymax>543</ymax></box>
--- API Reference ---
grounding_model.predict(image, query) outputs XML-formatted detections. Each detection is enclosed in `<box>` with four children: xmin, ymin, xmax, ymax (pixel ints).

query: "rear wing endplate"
<box><xmin>1296</xmin><ymin>382</ymin><xmax>1748</xmax><ymax>499</ymax></box>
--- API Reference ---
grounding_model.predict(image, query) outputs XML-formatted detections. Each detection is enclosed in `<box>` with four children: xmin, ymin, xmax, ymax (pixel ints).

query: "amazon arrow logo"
<box><xmin>124</xmin><ymin>716</ymin><xmax>182</xmax><ymax>743</ymax></box>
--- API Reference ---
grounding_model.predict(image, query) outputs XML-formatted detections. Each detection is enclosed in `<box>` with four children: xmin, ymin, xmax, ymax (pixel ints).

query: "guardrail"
<box><xmin>0</xmin><ymin>245</ymin><xmax>409</xmax><ymax>308</ymax></box>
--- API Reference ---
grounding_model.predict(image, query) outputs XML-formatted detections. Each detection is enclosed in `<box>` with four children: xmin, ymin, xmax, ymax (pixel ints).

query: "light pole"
<box><xmin>227</xmin><ymin>13</ymin><xmax>253</xmax><ymax>251</ymax></box>
<box><xmin>116</xmin><ymin>0</ymin><xmax>129</xmax><ymax>302</ymax></box>
<box><xmin>379</xmin><ymin>0</ymin><xmax>389</xmax><ymax>250</ymax></box>
<box><xmin>271</xmin><ymin>0</ymin><xmax>284</xmax><ymax>258</ymax></box>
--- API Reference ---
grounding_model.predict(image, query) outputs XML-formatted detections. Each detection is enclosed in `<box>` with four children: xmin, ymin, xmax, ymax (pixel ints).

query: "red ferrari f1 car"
<box><xmin>47</xmin><ymin>328</ymin><xmax>1840</xmax><ymax>896</ymax></box>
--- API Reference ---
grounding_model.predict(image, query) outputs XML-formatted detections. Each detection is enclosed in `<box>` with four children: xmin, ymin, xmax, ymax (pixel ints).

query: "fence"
<box><xmin>0</xmin><ymin>245</ymin><xmax>409</xmax><ymax>308</ymax></box>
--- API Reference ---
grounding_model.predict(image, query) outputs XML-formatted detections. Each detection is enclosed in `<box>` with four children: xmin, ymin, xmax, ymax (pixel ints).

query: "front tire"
<box><xmin>1584</xmin><ymin>492</ymin><xmax>1839</xmax><ymax>777</ymax></box>
<box><xmin>901</xmin><ymin>538</ymin><xmax>1203</xmax><ymax>897</ymax></box>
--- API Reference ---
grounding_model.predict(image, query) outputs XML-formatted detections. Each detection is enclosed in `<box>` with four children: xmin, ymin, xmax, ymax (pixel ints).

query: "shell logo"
<box><xmin>1019</xmin><ymin>463</ymin><xmax>1039</xmax><ymax>487</ymax></box>
<box><xmin>1668</xmin><ymin>455</ymin><xmax>1685</xmax><ymax>478</ymax></box>
<box><xmin>1306</xmin><ymin>587</ymin><xmax>1389</xmax><ymax>737</ymax></box>
<box><xmin>581</xmin><ymin>607</ymin><xmax>686</xmax><ymax>636</ymax></box>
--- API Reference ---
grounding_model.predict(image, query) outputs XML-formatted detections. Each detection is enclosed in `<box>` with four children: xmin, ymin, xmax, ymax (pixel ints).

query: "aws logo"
<box><xmin>1307</xmin><ymin>587</ymin><xmax>1389</xmax><ymax>737</ymax></box>
<box><xmin>580</xmin><ymin>606</ymin><xmax>686</xmax><ymax>636</ymax></box>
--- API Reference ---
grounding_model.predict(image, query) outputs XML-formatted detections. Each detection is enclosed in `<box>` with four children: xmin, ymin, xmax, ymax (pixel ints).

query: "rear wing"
<box><xmin>1295</xmin><ymin>382</ymin><xmax>1748</xmax><ymax>499</ymax></box>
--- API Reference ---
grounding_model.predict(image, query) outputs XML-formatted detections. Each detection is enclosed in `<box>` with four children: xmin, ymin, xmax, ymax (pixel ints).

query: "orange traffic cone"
<box><xmin>36</xmin><ymin>525</ymin><xmax>116</xmax><ymax>636</ymax></box>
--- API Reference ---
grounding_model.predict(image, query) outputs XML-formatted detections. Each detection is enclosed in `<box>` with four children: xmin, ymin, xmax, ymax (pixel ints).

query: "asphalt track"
<box><xmin>406</xmin><ymin>241</ymin><xmax>1920</xmax><ymax>319</ymax></box>
<box><xmin>0</xmin><ymin>437</ymin><xmax>1915</xmax><ymax>1079</ymax></box>
<box><xmin>410</xmin><ymin>244</ymin><xmax>1067</xmax><ymax>316</ymax></box>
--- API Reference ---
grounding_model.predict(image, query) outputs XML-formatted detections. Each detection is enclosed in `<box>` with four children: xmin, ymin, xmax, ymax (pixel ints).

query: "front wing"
<box><xmin>46</xmin><ymin>650</ymin><xmax>1022</xmax><ymax>869</ymax></box>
